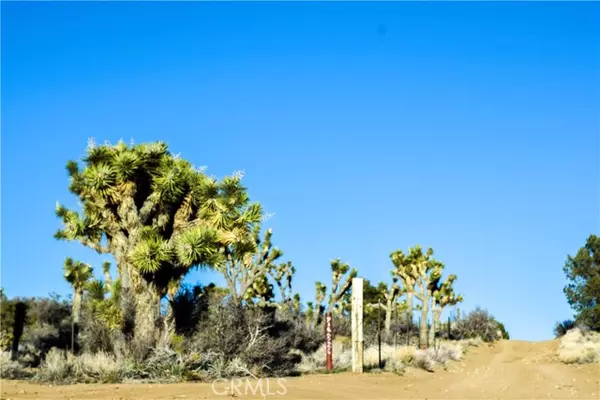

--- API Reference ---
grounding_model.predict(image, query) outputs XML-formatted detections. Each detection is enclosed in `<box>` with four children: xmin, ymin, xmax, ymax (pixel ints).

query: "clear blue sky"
<box><xmin>2</xmin><ymin>2</ymin><xmax>599</xmax><ymax>341</ymax></box>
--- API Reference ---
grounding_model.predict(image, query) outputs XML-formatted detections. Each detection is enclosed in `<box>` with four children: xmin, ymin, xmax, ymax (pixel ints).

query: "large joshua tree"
<box><xmin>429</xmin><ymin>274</ymin><xmax>463</xmax><ymax>346</ymax></box>
<box><xmin>393</xmin><ymin>245</ymin><xmax>442</xmax><ymax>348</ymax></box>
<box><xmin>55</xmin><ymin>140</ymin><xmax>260</xmax><ymax>353</ymax></box>
<box><xmin>63</xmin><ymin>257</ymin><xmax>94</xmax><ymax>353</ymax></box>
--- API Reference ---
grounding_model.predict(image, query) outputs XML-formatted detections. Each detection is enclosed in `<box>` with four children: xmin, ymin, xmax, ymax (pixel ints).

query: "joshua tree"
<box><xmin>291</xmin><ymin>293</ymin><xmax>301</xmax><ymax>315</ymax></box>
<box><xmin>244</xmin><ymin>273</ymin><xmax>275</xmax><ymax>307</ymax></box>
<box><xmin>308</xmin><ymin>259</ymin><xmax>357</xmax><ymax>329</ymax></box>
<box><xmin>408</xmin><ymin>246</ymin><xmax>443</xmax><ymax>348</ymax></box>
<box><xmin>55</xmin><ymin>140</ymin><xmax>259</xmax><ymax>354</ymax></box>
<box><xmin>85</xmin><ymin>276</ymin><xmax>124</xmax><ymax>333</ymax></box>
<box><xmin>429</xmin><ymin>274</ymin><xmax>463</xmax><ymax>345</ymax></box>
<box><xmin>218</xmin><ymin>226</ymin><xmax>283</xmax><ymax>303</ymax></box>
<box><xmin>64</xmin><ymin>257</ymin><xmax>94</xmax><ymax>353</ymax></box>
<box><xmin>371</xmin><ymin>280</ymin><xmax>400</xmax><ymax>338</ymax></box>
<box><xmin>390</xmin><ymin>247</ymin><xmax>422</xmax><ymax>332</ymax></box>
<box><xmin>308</xmin><ymin>281</ymin><xmax>327</xmax><ymax>329</ymax></box>
<box><xmin>270</xmin><ymin>261</ymin><xmax>295</xmax><ymax>310</ymax></box>
<box><xmin>326</xmin><ymin>259</ymin><xmax>357</xmax><ymax>313</ymax></box>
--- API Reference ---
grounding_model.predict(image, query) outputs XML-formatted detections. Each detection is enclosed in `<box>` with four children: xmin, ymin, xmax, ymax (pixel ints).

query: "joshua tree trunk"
<box><xmin>71</xmin><ymin>290</ymin><xmax>82</xmax><ymax>354</ymax></box>
<box><xmin>429</xmin><ymin>309</ymin><xmax>442</xmax><ymax>347</ymax></box>
<box><xmin>116</xmin><ymin>257</ymin><xmax>136</xmax><ymax>335</ymax></box>
<box><xmin>405</xmin><ymin>293</ymin><xmax>413</xmax><ymax>325</ymax></box>
<box><xmin>384</xmin><ymin>298</ymin><xmax>393</xmax><ymax>337</ymax></box>
<box><xmin>129</xmin><ymin>270</ymin><xmax>162</xmax><ymax>357</ymax></box>
<box><xmin>419</xmin><ymin>297</ymin><xmax>430</xmax><ymax>348</ymax></box>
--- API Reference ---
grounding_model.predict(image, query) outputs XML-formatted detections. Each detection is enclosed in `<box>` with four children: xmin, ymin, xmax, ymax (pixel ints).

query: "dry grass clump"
<box><xmin>0</xmin><ymin>351</ymin><xmax>31</xmax><ymax>379</ymax></box>
<box><xmin>298</xmin><ymin>339</ymin><xmax>468</xmax><ymax>374</ymax></box>
<box><xmin>35</xmin><ymin>346</ymin><xmax>260</xmax><ymax>384</ymax></box>
<box><xmin>557</xmin><ymin>328</ymin><xmax>600</xmax><ymax>364</ymax></box>
<box><xmin>36</xmin><ymin>348</ymin><xmax>126</xmax><ymax>383</ymax></box>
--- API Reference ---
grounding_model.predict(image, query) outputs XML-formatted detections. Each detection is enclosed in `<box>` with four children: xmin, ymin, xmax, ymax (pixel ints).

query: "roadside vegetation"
<box><xmin>1</xmin><ymin>140</ymin><xmax>511</xmax><ymax>383</ymax></box>
<box><xmin>555</xmin><ymin>234</ymin><xmax>600</xmax><ymax>364</ymax></box>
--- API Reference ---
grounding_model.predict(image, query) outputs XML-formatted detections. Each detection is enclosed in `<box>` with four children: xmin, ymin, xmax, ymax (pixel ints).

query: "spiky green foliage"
<box><xmin>84</xmin><ymin>263</ymin><xmax>124</xmax><ymax>333</ymax></box>
<box><xmin>307</xmin><ymin>259</ymin><xmax>357</xmax><ymax>329</ymax></box>
<box><xmin>270</xmin><ymin>261</ymin><xmax>296</xmax><ymax>310</ymax></box>
<box><xmin>563</xmin><ymin>234</ymin><xmax>600</xmax><ymax>331</ymax></box>
<box><xmin>64</xmin><ymin>258</ymin><xmax>94</xmax><ymax>325</ymax></box>
<box><xmin>291</xmin><ymin>293</ymin><xmax>301</xmax><ymax>315</ymax></box>
<box><xmin>307</xmin><ymin>282</ymin><xmax>327</xmax><ymax>328</ymax></box>
<box><xmin>55</xmin><ymin>140</ymin><xmax>261</xmax><ymax>352</ymax></box>
<box><xmin>390</xmin><ymin>247</ymin><xmax>422</xmax><ymax>328</ymax></box>
<box><xmin>327</xmin><ymin>258</ymin><xmax>357</xmax><ymax>312</ymax></box>
<box><xmin>391</xmin><ymin>246</ymin><xmax>442</xmax><ymax>348</ymax></box>
<box><xmin>244</xmin><ymin>274</ymin><xmax>275</xmax><ymax>307</ymax></box>
<box><xmin>430</xmin><ymin>274</ymin><xmax>463</xmax><ymax>345</ymax></box>
<box><xmin>218</xmin><ymin>226</ymin><xmax>283</xmax><ymax>303</ymax></box>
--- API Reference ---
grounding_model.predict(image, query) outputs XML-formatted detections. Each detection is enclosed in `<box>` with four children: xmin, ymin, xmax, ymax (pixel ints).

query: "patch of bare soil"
<box><xmin>2</xmin><ymin>340</ymin><xmax>599</xmax><ymax>399</ymax></box>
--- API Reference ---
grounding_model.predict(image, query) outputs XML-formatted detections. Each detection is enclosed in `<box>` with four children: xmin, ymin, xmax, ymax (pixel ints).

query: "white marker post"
<box><xmin>351</xmin><ymin>277</ymin><xmax>364</xmax><ymax>373</ymax></box>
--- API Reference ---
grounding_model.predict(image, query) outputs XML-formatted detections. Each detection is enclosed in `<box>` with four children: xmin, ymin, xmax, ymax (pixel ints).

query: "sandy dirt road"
<box><xmin>2</xmin><ymin>340</ymin><xmax>598</xmax><ymax>399</ymax></box>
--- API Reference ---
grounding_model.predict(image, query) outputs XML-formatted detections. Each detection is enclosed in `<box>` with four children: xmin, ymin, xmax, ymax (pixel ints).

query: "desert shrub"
<box><xmin>296</xmin><ymin>339</ymin><xmax>350</xmax><ymax>373</ymax></box>
<box><xmin>557</xmin><ymin>327</ymin><xmax>600</xmax><ymax>364</ymax></box>
<box><xmin>457</xmin><ymin>337</ymin><xmax>484</xmax><ymax>348</ymax></box>
<box><xmin>411</xmin><ymin>350</ymin><xmax>435</xmax><ymax>372</ymax></box>
<box><xmin>36</xmin><ymin>348</ymin><xmax>130</xmax><ymax>383</ymax></box>
<box><xmin>71</xmin><ymin>351</ymin><xmax>124</xmax><ymax>383</ymax></box>
<box><xmin>496</xmin><ymin>321</ymin><xmax>510</xmax><ymax>339</ymax></box>
<box><xmin>1</xmin><ymin>294</ymin><xmax>73</xmax><ymax>366</ymax></box>
<box><xmin>0</xmin><ymin>351</ymin><xmax>31</xmax><ymax>379</ymax></box>
<box><xmin>273</xmin><ymin>310</ymin><xmax>323</xmax><ymax>354</ymax></box>
<box><xmin>191</xmin><ymin>298</ymin><xmax>301</xmax><ymax>377</ymax></box>
<box><xmin>554</xmin><ymin>319</ymin><xmax>576</xmax><ymax>338</ymax></box>
<box><xmin>453</xmin><ymin>307</ymin><xmax>504</xmax><ymax>342</ymax></box>
<box><xmin>126</xmin><ymin>345</ymin><xmax>198</xmax><ymax>382</ymax></box>
<box><xmin>171</xmin><ymin>283</ymin><xmax>222</xmax><ymax>336</ymax></box>
<box><xmin>36</xmin><ymin>348</ymin><xmax>72</xmax><ymax>382</ymax></box>
<box><xmin>78</xmin><ymin>316</ymin><xmax>114</xmax><ymax>354</ymax></box>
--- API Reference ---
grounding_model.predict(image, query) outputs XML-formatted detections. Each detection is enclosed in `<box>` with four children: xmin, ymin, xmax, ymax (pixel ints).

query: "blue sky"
<box><xmin>2</xmin><ymin>2</ymin><xmax>599</xmax><ymax>341</ymax></box>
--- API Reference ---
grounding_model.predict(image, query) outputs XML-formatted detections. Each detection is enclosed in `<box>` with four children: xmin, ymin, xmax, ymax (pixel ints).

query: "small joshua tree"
<box><xmin>219</xmin><ymin>226</ymin><xmax>283</xmax><ymax>303</ymax></box>
<box><xmin>326</xmin><ymin>259</ymin><xmax>357</xmax><ymax>314</ymax></box>
<box><xmin>308</xmin><ymin>259</ymin><xmax>357</xmax><ymax>329</ymax></box>
<box><xmin>307</xmin><ymin>282</ymin><xmax>327</xmax><ymax>329</ymax></box>
<box><xmin>63</xmin><ymin>257</ymin><xmax>94</xmax><ymax>353</ymax></box>
<box><xmin>370</xmin><ymin>280</ymin><xmax>401</xmax><ymax>338</ymax></box>
<box><xmin>429</xmin><ymin>274</ymin><xmax>463</xmax><ymax>345</ymax></box>
<box><xmin>270</xmin><ymin>261</ymin><xmax>296</xmax><ymax>310</ymax></box>
<box><xmin>390</xmin><ymin>247</ymin><xmax>423</xmax><ymax>334</ymax></box>
<box><xmin>244</xmin><ymin>273</ymin><xmax>275</xmax><ymax>307</ymax></box>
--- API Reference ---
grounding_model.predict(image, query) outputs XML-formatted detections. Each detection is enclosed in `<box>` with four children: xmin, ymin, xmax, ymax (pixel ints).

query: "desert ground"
<box><xmin>2</xmin><ymin>340</ymin><xmax>598</xmax><ymax>400</ymax></box>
